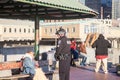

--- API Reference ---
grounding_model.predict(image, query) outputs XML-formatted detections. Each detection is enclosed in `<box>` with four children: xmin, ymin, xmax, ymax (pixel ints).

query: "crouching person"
<box><xmin>22</xmin><ymin>51</ymin><xmax>35</xmax><ymax>80</ymax></box>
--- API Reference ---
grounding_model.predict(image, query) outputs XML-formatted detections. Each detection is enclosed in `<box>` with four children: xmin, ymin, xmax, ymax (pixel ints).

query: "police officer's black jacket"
<box><xmin>56</xmin><ymin>36</ymin><xmax>70</xmax><ymax>58</ymax></box>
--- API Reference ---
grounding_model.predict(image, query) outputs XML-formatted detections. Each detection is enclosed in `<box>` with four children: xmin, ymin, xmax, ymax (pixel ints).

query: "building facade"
<box><xmin>0</xmin><ymin>19</ymin><xmax>34</xmax><ymax>41</ymax></box>
<box><xmin>112</xmin><ymin>0</ymin><xmax>120</xmax><ymax>19</ymax></box>
<box><xmin>85</xmin><ymin>0</ymin><xmax>112</xmax><ymax>19</ymax></box>
<box><xmin>41</xmin><ymin>19</ymin><xmax>120</xmax><ymax>48</ymax></box>
<box><xmin>0</xmin><ymin>18</ymin><xmax>120</xmax><ymax>48</ymax></box>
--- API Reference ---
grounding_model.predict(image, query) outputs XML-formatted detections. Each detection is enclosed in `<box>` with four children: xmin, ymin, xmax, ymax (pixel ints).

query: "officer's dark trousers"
<box><xmin>59</xmin><ymin>71</ymin><xmax>70</xmax><ymax>80</ymax></box>
<box><xmin>59</xmin><ymin>57</ymin><xmax>71</xmax><ymax>80</ymax></box>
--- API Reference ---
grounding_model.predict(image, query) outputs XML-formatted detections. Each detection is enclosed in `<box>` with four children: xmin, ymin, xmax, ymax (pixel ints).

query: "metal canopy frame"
<box><xmin>0</xmin><ymin>0</ymin><xmax>98</xmax><ymax>19</ymax></box>
<box><xmin>0</xmin><ymin>0</ymin><xmax>98</xmax><ymax>60</ymax></box>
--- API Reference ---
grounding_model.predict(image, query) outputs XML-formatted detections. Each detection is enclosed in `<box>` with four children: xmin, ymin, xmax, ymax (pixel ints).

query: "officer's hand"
<box><xmin>54</xmin><ymin>54</ymin><xmax>59</xmax><ymax>61</ymax></box>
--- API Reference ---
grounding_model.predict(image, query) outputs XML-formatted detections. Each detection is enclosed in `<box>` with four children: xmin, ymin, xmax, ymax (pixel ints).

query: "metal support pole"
<box><xmin>101</xmin><ymin>6</ymin><xmax>103</xmax><ymax>19</ymax></box>
<box><xmin>34</xmin><ymin>15</ymin><xmax>39</xmax><ymax>60</ymax></box>
<box><xmin>119</xmin><ymin>56</ymin><xmax>120</xmax><ymax>64</ymax></box>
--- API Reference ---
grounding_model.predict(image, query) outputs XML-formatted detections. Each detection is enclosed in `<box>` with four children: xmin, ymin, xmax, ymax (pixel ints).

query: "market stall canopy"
<box><xmin>0</xmin><ymin>0</ymin><xmax>98</xmax><ymax>19</ymax></box>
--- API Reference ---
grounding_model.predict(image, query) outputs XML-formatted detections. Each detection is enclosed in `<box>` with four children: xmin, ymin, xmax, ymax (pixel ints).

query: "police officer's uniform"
<box><xmin>55</xmin><ymin>28</ymin><xmax>71</xmax><ymax>80</ymax></box>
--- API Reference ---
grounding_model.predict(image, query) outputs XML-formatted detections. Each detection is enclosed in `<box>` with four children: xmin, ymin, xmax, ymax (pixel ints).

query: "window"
<box><xmin>9</xmin><ymin>28</ymin><xmax>11</xmax><ymax>33</ymax></box>
<box><xmin>4</xmin><ymin>28</ymin><xmax>6</xmax><ymax>32</ymax></box>
<box><xmin>72</xmin><ymin>27</ymin><xmax>75</xmax><ymax>32</ymax></box>
<box><xmin>14</xmin><ymin>28</ymin><xmax>16</xmax><ymax>33</ymax></box>
<box><xmin>19</xmin><ymin>28</ymin><xmax>21</xmax><ymax>32</ymax></box>
<box><xmin>45</xmin><ymin>28</ymin><xmax>47</xmax><ymax>33</ymax></box>
<box><xmin>90</xmin><ymin>24</ymin><xmax>97</xmax><ymax>33</ymax></box>
<box><xmin>24</xmin><ymin>28</ymin><xmax>26</xmax><ymax>33</ymax></box>
<box><xmin>101</xmin><ymin>20</ymin><xmax>104</xmax><ymax>24</ymax></box>
<box><xmin>106</xmin><ymin>21</ymin><xmax>108</xmax><ymax>24</ymax></box>
<box><xmin>56</xmin><ymin>29</ymin><xmax>58</xmax><ymax>31</ymax></box>
<box><xmin>109</xmin><ymin>21</ymin><xmax>111</xmax><ymax>24</ymax></box>
<box><xmin>50</xmin><ymin>28</ymin><xmax>52</xmax><ymax>33</ymax></box>
<box><xmin>84</xmin><ymin>25</ymin><xmax>89</xmax><ymax>34</ymax></box>
<box><xmin>66</xmin><ymin>28</ymin><xmax>69</xmax><ymax>32</ymax></box>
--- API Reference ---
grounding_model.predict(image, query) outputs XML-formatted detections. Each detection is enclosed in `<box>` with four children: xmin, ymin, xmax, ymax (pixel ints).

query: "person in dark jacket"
<box><xmin>92</xmin><ymin>34</ymin><xmax>111</xmax><ymax>74</ymax></box>
<box><xmin>55</xmin><ymin>28</ymin><xmax>71</xmax><ymax>80</ymax></box>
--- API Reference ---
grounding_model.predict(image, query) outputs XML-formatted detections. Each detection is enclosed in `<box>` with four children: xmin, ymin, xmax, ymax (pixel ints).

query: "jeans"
<box><xmin>70</xmin><ymin>49</ymin><xmax>79</xmax><ymax>66</ymax></box>
<box><xmin>79</xmin><ymin>53</ymin><xmax>87</xmax><ymax>66</ymax></box>
<box><xmin>71</xmin><ymin>49</ymin><xmax>79</xmax><ymax>59</ymax></box>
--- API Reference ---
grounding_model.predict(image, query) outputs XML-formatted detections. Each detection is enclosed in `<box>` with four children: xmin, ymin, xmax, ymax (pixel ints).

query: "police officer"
<box><xmin>55</xmin><ymin>28</ymin><xmax>71</xmax><ymax>80</ymax></box>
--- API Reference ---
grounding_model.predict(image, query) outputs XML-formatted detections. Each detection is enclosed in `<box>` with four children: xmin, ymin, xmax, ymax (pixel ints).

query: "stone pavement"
<box><xmin>70</xmin><ymin>66</ymin><xmax>120</xmax><ymax>80</ymax></box>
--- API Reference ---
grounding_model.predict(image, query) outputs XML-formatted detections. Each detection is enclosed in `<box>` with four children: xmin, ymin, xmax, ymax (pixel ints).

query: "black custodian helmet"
<box><xmin>55</xmin><ymin>27</ymin><xmax>66</xmax><ymax>35</ymax></box>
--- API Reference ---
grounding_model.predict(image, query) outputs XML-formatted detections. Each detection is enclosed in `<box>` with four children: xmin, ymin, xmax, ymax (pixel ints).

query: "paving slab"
<box><xmin>70</xmin><ymin>66</ymin><xmax>120</xmax><ymax>80</ymax></box>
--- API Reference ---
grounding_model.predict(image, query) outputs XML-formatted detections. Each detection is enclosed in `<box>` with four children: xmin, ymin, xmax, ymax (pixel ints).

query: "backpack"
<box><xmin>20</xmin><ymin>57</ymin><xmax>24</xmax><ymax>72</ymax></box>
<box><xmin>116</xmin><ymin>64</ymin><xmax>120</xmax><ymax>76</ymax></box>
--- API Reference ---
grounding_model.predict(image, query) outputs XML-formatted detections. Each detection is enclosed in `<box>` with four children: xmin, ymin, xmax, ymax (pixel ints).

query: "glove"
<box><xmin>54</xmin><ymin>54</ymin><xmax>59</xmax><ymax>61</ymax></box>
